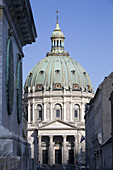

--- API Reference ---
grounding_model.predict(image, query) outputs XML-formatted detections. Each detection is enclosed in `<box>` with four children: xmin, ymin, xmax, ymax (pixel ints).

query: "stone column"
<box><xmin>28</xmin><ymin>102</ymin><xmax>31</xmax><ymax>123</ymax></box>
<box><xmin>63</xmin><ymin>135</ymin><xmax>67</xmax><ymax>164</ymax></box>
<box><xmin>32</xmin><ymin>101</ymin><xmax>35</xmax><ymax>123</ymax></box>
<box><xmin>70</xmin><ymin>102</ymin><xmax>73</xmax><ymax>122</ymax></box>
<box><xmin>81</xmin><ymin>103</ymin><xmax>84</xmax><ymax>122</ymax></box>
<box><xmin>50</xmin><ymin>102</ymin><xmax>53</xmax><ymax>121</ymax></box>
<box><xmin>44</xmin><ymin>102</ymin><xmax>46</xmax><ymax>122</ymax></box>
<box><xmin>49</xmin><ymin>135</ymin><xmax>53</xmax><ymax>165</ymax></box>
<box><xmin>64</xmin><ymin>102</ymin><xmax>66</xmax><ymax>121</ymax></box>
<box><xmin>38</xmin><ymin>136</ymin><xmax>42</xmax><ymax>164</ymax></box>
<box><xmin>55</xmin><ymin>40</ymin><xmax>57</xmax><ymax>47</ymax></box>
<box><xmin>74</xmin><ymin>135</ymin><xmax>78</xmax><ymax>164</ymax></box>
<box><xmin>62</xmin><ymin>41</ymin><xmax>64</xmax><ymax>48</ymax></box>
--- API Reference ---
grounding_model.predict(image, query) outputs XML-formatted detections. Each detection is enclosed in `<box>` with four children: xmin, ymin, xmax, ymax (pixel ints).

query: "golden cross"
<box><xmin>56</xmin><ymin>10</ymin><xmax>59</xmax><ymax>24</ymax></box>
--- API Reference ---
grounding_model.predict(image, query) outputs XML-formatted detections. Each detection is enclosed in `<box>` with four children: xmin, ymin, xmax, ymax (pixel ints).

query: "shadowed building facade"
<box><xmin>85</xmin><ymin>73</ymin><xmax>113</xmax><ymax>169</ymax></box>
<box><xmin>0</xmin><ymin>0</ymin><xmax>37</xmax><ymax>169</ymax></box>
<box><xmin>23</xmin><ymin>18</ymin><xmax>94</xmax><ymax>168</ymax></box>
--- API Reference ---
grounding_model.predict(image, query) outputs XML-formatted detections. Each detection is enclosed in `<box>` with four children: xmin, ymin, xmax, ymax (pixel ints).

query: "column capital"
<box><xmin>28</xmin><ymin>101</ymin><xmax>31</xmax><ymax>105</ymax></box>
<box><xmin>63</xmin><ymin>101</ymin><xmax>67</xmax><ymax>104</ymax></box>
<box><xmin>49</xmin><ymin>135</ymin><xmax>53</xmax><ymax>139</ymax></box>
<box><xmin>63</xmin><ymin>135</ymin><xmax>67</xmax><ymax>138</ymax></box>
<box><xmin>38</xmin><ymin>136</ymin><xmax>42</xmax><ymax>139</ymax></box>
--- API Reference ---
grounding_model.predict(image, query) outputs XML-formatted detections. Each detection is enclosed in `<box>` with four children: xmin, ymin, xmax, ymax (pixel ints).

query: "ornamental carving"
<box><xmin>54</xmin><ymin>83</ymin><xmax>62</xmax><ymax>89</ymax></box>
<box><xmin>16</xmin><ymin>58</ymin><xmax>22</xmax><ymax>124</ymax></box>
<box><xmin>73</xmin><ymin>83</ymin><xmax>79</xmax><ymax>89</ymax></box>
<box><xmin>6</xmin><ymin>29</ymin><xmax>14</xmax><ymax>115</ymax></box>
<box><xmin>36</xmin><ymin>84</ymin><xmax>43</xmax><ymax>90</ymax></box>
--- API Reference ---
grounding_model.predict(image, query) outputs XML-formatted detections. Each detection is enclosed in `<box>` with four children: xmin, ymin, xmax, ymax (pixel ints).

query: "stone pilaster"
<box><xmin>81</xmin><ymin>103</ymin><xmax>85</xmax><ymax>122</ymax></box>
<box><xmin>32</xmin><ymin>101</ymin><xmax>35</xmax><ymax>123</ymax></box>
<box><xmin>74</xmin><ymin>135</ymin><xmax>78</xmax><ymax>164</ymax></box>
<box><xmin>44</xmin><ymin>102</ymin><xmax>46</xmax><ymax>122</ymax></box>
<box><xmin>63</xmin><ymin>102</ymin><xmax>66</xmax><ymax>121</ymax></box>
<box><xmin>70</xmin><ymin>102</ymin><xmax>73</xmax><ymax>122</ymax></box>
<box><xmin>77</xmin><ymin>131</ymin><xmax>80</xmax><ymax>155</ymax></box>
<box><xmin>50</xmin><ymin>102</ymin><xmax>53</xmax><ymax>121</ymax></box>
<box><xmin>28</xmin><ymin>102</ymin><xmax>31</xmax><ymax>123</ymax></box>
<box><xmin>49</xmin><ymin>135</ymin><xmax>53</xmax><ymax>165</ymax></box>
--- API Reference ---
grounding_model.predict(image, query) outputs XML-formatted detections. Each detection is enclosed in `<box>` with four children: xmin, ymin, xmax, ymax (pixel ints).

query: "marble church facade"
<box><xmin>23</xmin><ymin>16</ymin><xmax>94</xmax><ymax>168</ymax></box>
<box><xmin>24</xmin><ymin>90</ymin><xmax>93</xmax><ymax>166</ymax></box>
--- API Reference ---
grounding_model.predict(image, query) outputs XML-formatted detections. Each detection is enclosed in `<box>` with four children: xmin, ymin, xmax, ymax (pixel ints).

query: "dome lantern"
<box><xmin>50</xmin><ymin>10</ymin><xmax>65</xmax><ymax>53</ymax></box>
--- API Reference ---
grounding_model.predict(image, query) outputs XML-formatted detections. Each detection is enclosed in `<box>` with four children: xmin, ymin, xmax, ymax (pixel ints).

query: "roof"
<box><xmin>25</xmin><ymin>55</ymin><xmax>93</xmax><ymax>92</ymax></box>
<box><xmin>50</xmin><ymin>23</ymin><xmax>65</xmax><ymax>39</ymax></box>
<box><xmin>6</xmin><ymin>0</ymin><xmax>37</xmax><ymax>46</ymax></box>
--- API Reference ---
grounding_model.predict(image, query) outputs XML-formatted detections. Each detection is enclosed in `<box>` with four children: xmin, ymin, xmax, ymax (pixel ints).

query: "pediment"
<box><xmin>39</xmin><ymin>120</ymin><xmax>77</xmax><ymax>130</ymax></box>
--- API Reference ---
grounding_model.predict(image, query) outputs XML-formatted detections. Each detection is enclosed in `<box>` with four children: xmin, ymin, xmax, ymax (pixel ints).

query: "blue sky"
<box><xmin>23</xmin><ymin>0</ymin><xmax>113</xmax><ymax>91</ymax></box>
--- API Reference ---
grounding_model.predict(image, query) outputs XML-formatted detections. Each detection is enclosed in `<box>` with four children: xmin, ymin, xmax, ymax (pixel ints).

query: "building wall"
<box><xmin>1</xmin><ymin>10</ymin><xmax>22</xmax><ymax>135</ymax></box>
<box><xmin>85</xmin><ymin>72</ymin><xmax>113</xmax><ymax>169</ymax></box>
<box><xmin>0</xmin><ymin>1</ymin><xmax>37</xmax><ymax>169</ymax></box>
<box><xmin>101</xmin><ymin>142</ymin><xmax>112</xmax><ymax>168</ymax></box>
<box><xmin>101</xmin><ymin>75</ymin><xmax>113</xmax><ymax>142</ymax></box>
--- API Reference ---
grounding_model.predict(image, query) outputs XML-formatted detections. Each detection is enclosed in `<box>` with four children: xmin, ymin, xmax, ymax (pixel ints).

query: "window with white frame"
<box><xmin>37</xmin><ymin>104</ymin><xmax>42</xmax><ymax>120</ymax></box>
<box><xmin>55</xmin><ymin>104</ymin><xmax>62</xmax><ymax>120</ymax></box>
<box><xmin>74</xmin><ymin>104</ymin><xmax>80</xmax><ymax>120</ymax></box>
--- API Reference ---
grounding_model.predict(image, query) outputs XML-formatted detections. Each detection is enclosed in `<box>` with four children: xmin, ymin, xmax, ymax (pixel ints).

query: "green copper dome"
<box><xmin>24</xmin><ymin>22</ymin><xmax>93</xmax><ymax>92</ymax></box>
<box><xmin>25</xmin><ymin>55</ymin><xmax>92</xmax><ymax>92</ymax></box>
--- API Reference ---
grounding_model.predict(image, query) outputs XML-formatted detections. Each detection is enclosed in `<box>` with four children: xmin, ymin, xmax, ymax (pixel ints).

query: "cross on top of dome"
<box><xmin>56</xmin><ymin>10</ymin><xmax>59</xmax><ymax>24</ymax></box>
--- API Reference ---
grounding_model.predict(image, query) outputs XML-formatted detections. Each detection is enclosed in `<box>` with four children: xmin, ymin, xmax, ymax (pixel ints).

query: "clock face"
<box><xmin>16</xmin><ymin>59</ymin><xmax>22</xmax><ymax>124</ymax></box>
<box><xmin>6</xmin><ymin>34</ymin><xmax>14</xmax><ymax>115</ymax></box>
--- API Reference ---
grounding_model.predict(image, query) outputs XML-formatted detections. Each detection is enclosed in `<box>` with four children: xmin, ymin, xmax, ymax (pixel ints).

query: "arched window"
<box><xmin>37</xmin><ymin>104</ymin><xmax>42</xmax><ymax>120</ymax></box>
<box><xmin>74</xmin><ymin>110</ymin><xmax>78</xmax><ymax>117</ymax></box>
<box><xmin>55</xmin><ymin>104</ymin><xmax>62</xmax><ymax>120</ymax></box>
<box><xmin>57</xmin><ymin>40</ymin><xmax>59</xmax><ymax>47</ymax></box>
<box><xmin>74</xmin><ymin>104</ymin><xmax>80</xmax><ymax>120</ymax></box>
<box><xmin>54</xmin><ymin>40</ymin><xmax>55</xmax><ymax>47</ymax></box>
<box><xmin>30</xmin><ymin>104</ymin><xmax>33</xmax><ymax>122</ymax></box>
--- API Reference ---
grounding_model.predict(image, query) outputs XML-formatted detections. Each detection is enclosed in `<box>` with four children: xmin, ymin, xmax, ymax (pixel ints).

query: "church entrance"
<box><xmin>55</xmin><ymin>149</ymin><xmax>62</xmax><ymax>164</ymax></box>
<box><xmin>68</xmin><ymin>149</ymin><xmax>74</xmax><ymax>164</ymax></box>
<box><xmin>42</xmin><ymin>150</ymin><xmax>48</xmax><ymax>164</ymax></box>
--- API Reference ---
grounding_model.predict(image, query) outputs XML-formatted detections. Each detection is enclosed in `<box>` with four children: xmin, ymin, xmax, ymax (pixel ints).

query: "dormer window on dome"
<box><xmin>87</xmin><ymin>85</ymin><xmax>90</xmax><ymax>91</ymax></box>
<box><xmin>71</xmin><ymin>70</ymin><xmax>75</xmax><ymax>74</ymax></box>
<box><xmin>55</xmin><ymin>69</ymin><xmax>60</xmax><ymax>74</ymax></box>
<box><xmin>83</xmin><ymin>72</ymin><xmax>86</xmax><ymax>76</ymax></box>
<box><xmin>28</xmin><ymin>72</ymin><xmax>32</xmax><ymax>77</ymax></box>
<box><xmin>40</xmin><ymin>70</ymin><xmax>44</xmax><ymax>74</ymax></box>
